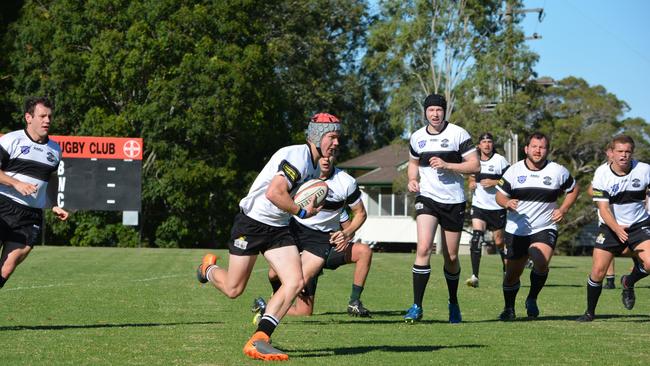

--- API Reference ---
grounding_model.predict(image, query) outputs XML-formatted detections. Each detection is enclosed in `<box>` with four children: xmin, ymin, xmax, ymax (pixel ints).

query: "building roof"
<box><xmin>338</xmin><ymin>143</ymin><xmax>409</xmax><ymax>186</ymax></box>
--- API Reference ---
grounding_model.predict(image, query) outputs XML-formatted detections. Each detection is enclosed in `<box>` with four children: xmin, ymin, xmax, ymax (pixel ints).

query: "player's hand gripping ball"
<box><xmin>293</xmin><ymin>179</ymin><xmax>328</xmax><ymax>208</ymax></box>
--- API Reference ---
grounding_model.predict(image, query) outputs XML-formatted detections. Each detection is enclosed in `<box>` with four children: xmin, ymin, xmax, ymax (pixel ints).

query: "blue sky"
<box><xmin>521</xmin><ymin>0</ymin><xmax>649</xmax><ymax>121</ymax></box>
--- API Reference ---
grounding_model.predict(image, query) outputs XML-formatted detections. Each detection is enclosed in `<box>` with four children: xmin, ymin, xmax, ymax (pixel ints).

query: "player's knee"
<box><xmin>590</xmin><ymin>267</ymin><xmax>607</xmax><ymax>281</ymax></box>
<box><xmin>356</xmin><ymin>244</ymin><xmax>372</xmax><ymax>261</ymax></box>
<box><xmin>283</xmin><ymin>278</ymin><xmax>305</xmax><ymax>297</ymax></box>
<box><xmin>223</xmin><ymin>287</ymin><xmax>244</xmax><ymax>299</ymax></box>
<box><xmin>470</xmin><ymin>230</ymin><xmax>483</xmax><ymax>251</ymax></box>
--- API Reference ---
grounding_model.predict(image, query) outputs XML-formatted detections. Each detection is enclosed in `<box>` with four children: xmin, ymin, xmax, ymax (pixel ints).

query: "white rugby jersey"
<box><xmin>0</xmin><ymin>129</ymin><xmax>61</xmax><ymax>208</ymax></box>
<box><xmin>591</xmin><ymin>160</ymin><xmax>650</xmax><ymax>226</ymax></box>
<box><xmin>409</xmin><ymin>122</ymin><xmax>475</xmax><ymax>204</ymax></box>
<box><xmin>294</xmin><ymin>168</ymin><xmax>362</xmax><ymax>232</ymax></box>
<box><xmin>496</xmin><ymin>159</ymin><xmax>575</xmax><ymax>235</ymax></box>
<box><xmin>240</xmin><ymin>144</ymin><xmax>321</xmax><ymax>227</ymax></box>
<box><xmin>471</xmin><ymin>152</ymin><xmax>510</xmax><ymax>210</ymax></box>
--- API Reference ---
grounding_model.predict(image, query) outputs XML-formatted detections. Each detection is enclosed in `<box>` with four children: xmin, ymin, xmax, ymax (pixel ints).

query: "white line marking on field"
<box><xmin>132</xmin><ymin>274</ymin><xmax>185</xmax><ymax>282</ymax></box>
<box><xmin>4</xmin><ymin>283</ymin><xmax>75</xmax><ymax>291</ymax></box>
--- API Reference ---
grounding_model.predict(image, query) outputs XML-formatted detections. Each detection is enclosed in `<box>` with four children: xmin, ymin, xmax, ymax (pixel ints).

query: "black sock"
<box><xmin>625</xmin><ymin>263</ymin><xmax>649</xmax><ymax>286</ymax></box>
<box><xmin>269</xmin><ymin>278</ymin><xmax>282</xmax><ymax>294</ymax></box>
<box><xmin>470</xmin><ymin>230</ymin><xmax>483</xmax><ymax>277</ymax></box>
<box><xmin>503</xmin><ymin>281</ymin><xmax>520</xmax><ymax>309</ymax></box>
<box><xmin>586</xmin><ymin>276</ymin><xmax>602</xmax><ymax>315</ymax></box>
<box><xmin>605</xmin><ymin>275</ymin><xmax>615</xmax><ymax>284</ymax></box>
<box><xmin>256</xmin><ymin>314</ymin><xmax>279</xmax><ymax>337</ymax></box>
<box><xmin>350</xmin><ymin>284</ymin><xmax>363</xmax><ymax>302</ymax></box>
<box><xmin>412</xmin><ymin>264</ymin><xmax>431</xmax><ymax>307</ymax></box>
<box><xmin>527</xmin><ymin>269</ymin><xmax>548</xmax><ymax>300</ymax></box>
<box><xmin>444</xmin><ymin>267</ymin><xmax>460</xmax><ymax>304</ymax></box>
<box><xmin>0</xmin><ymin>276</ymin><xmax>6</xmax><ymax>289</ymax></box>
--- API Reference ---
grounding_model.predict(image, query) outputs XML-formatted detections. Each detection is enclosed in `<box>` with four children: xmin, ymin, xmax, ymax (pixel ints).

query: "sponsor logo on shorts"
<box><xmin>595</xmin><ymin>233</ymin><xmax>605</xmax><ymax>244</ymax></box>
<box><xmin>415</xmin><ymin>202</ymin><xmax>424</xmax><ymax>210</ymax></box>
<box><xmin>234</xmin><ymin>236</ymin><xmax>248</xmax><ymax>250</ymax></box>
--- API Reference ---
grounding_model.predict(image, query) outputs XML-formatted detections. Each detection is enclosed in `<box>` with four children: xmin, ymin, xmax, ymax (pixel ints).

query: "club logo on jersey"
<box><xmin>543</xmin><ymin>176</ymin><xmax>552</xmax><ymax>186</ymax></box>
<box><xmin>441</xmin><ymin>139</ymin><xmax>449</xmax><ymax>148</ymax></box>
<box><xmin>46</xmin><ymin>152</ymin><xmax>56</xmax><ymax>162</ymax></box>
<box><xmin>488</xmin><ymin>165</ymin><xmax>494</xmax><ymax>172</ymax></box>
<box><xmin>233</xmin><ymin>236</ymin><xmax>248</xmax><ymax>250</ymax></box>
<box><xmin>517</xmin><ymin>176</ymin><xmax>527</xmax><ymax>184</ymax></box>
<box><xmin>20</xmin><ymin>146</ymin><xmax>30</xmax><ymax>155</ymax></box>
<box><xmin>632</xmin><ymin>178</ymin><xmax>641</xmax><ymax>188</ymax></box>
<box><xmin>611</xmin><ymin>183</ymin><xmax>620</xmax><ymax>195</ymax></box>
<box><xmin>418</xmin><ymin>140</ymin><xmax>426</xmax><ymax>149</ymax></box>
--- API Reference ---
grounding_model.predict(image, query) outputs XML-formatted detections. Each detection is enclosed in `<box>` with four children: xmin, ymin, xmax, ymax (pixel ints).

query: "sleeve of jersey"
<box><xmin>591</xmin><ymin>173</ymin><xmax>609</xmax><ymax>202</ymax></box>
<box><xmin>277</xmin><ymin>159</ymin><xmax>302</xmax><ymax>190</ymax></box>
<box><xmin>340</xmin><ymin>209</ymin><xmax>350</xmax><ymax>223</ymax></box>
<box><xmin>346</xmin><ymin>185</ymin><xmax>362</xmax><ymax>207</ymax></box>
<box><xmin>0</xmin><ymin>144</ymin><xmax>9</xmax><ymax>169</ymax></box>
<box><xmin>409</xmin><ymin>134</ymin><xmax>420</xmax><ymax>159</ymax></box>
<box><xmin>559</xmin><ymin>168</ymin><xmax>576</xmax><ymax>192</ymax></box>
<box><xmin>496</xmin><ymin>174</ymin><xmax>512</xmax><ymax>197</ymax></box>
<box><xmin>458</xmin><ymin>135</ymin><xmax>476</xmax><ymax>157</ymax></box>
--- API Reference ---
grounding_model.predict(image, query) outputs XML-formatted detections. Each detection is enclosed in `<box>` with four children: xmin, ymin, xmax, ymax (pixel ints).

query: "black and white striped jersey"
<box><xmin>591</xmin><ymin>160</ymin><xmax>650</xmax><ymax>226</ymax></box>
<box><xmin>0</xmin><ymin>129</ymin><xmax>61</xmax><ymax>209</ymax></box>
<box><xmin>295</xmin><ymin>168</ymin><xmax>362</xmax><ymax>233</ymax></box>
<box><xmin>471</xmin><ymin>152</ymin><xmax>510</xmax><ymax>211</ymax></box>
<box><xmin>240</xmin><ymin>144</ymin><xmax>321</xmax><ymax>227</ymax></box>
<box><xmin>409</xmin><ymin>122</ymin><xmax>475</xmax><ymax>204</ymax></box>
<box><xmin>496</xmin><ymin>159</ymin><xmax>575</xmax><ymax>235</ymax></box>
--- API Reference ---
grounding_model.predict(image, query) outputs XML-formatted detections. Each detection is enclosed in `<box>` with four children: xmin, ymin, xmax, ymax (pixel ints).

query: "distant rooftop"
<box><xmin>338</xmin><ymin>143</ymin><xmax>409</xmax><ymax>186</ymax></box>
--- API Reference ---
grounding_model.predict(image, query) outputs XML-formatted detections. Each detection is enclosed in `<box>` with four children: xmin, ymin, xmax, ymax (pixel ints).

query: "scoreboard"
<box><xmin>47</xmin><ymin>136</ymin><xmax>143</xmax><ymax>211</ymax></box>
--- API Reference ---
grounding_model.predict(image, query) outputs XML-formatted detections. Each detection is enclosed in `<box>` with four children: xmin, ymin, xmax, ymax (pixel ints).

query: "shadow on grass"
<box><xmin>287</xmin><ymin>343</ymin><xmax>485</xmax><ymax>358</ymax></box>
<box><xmin>0</xmin><ymin>320</ymin><xmax>220</xmax><ymax>332</ymax></box>
<box><xmin>472</xmin><ymin>313</ymin><xmax>650</xmax><ymax>323</ymax></box>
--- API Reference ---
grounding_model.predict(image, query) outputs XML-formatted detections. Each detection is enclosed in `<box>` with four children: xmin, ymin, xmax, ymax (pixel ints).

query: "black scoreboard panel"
<box><xmin>48</xmin><ymin>158</ymin><xmax>141</xmax><ymax>211</ymax></box>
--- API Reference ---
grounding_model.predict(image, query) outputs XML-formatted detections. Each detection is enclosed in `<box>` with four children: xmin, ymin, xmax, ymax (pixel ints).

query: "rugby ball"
<box><xmin>294</xmin><ymin>179</ymin><xmax>328</xmax><ymax>208</ymax></box>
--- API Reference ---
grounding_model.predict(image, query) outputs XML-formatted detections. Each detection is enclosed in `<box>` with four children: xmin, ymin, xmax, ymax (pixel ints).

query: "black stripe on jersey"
<box><xmin>322</xmin><ymin>199</ymin><xmax>345</xmax><ymax>211</ymax></box>
<box><xmin>418</xmin><ymin>151</ymin><xmax>462</xmax><ymax>166</ymax></box>
<box><xmin>278</xmin><ymin>160</ymin><xmax>301</xmax><ymax>188</ymax></box>
<box><xmin>0</xmin><ymin>146</ymin><xmax>9</xmax><ymax>169</ymax></box>
<box><xmin>560</xmin><ymin>175</ymin><xmax>575</xmax><ymax>191</ymax></box>
<box><xmin>609</xmin><ymin>189</ymin><xmax>647</xmax><ymax>204</ymax></box>
<box><xmin>509</xmin><ymin>187</ymin><xmax>562</xmax><ymax>203</ymax></box>
<box><xmin>497</xmin><ymin>178</ymin><xmax>512</xmax><ymax>195</ymax></box>
<box><xmin>409</xmin><ymin>144</ymin><xmax>419</xmax><ymax>158</ymax></box>
<box><xmin>458</xmin><ymin>138</ymin><xmax>474</xmax><ymax>155</ymax></box>
<box><xmin>347</xmin><ymin>187</ymin><xmax>361</xmax><ymax>204</ymax></box>
<box><xmin>3</xmin><ymin>158</ymin><xmax>56</xmax><ymax>181</ymax></box>
<box><xmin>476</xmin><ymin>173</ymin><xmax>503</xmax><ymax>181</ymax></box>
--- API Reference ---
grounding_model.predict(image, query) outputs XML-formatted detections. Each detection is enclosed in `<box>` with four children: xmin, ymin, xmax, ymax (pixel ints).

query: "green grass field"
<box><xmin>0</xmin><ymin>246</ymin><xmax>647</xmax><ymax>365</ymax></box>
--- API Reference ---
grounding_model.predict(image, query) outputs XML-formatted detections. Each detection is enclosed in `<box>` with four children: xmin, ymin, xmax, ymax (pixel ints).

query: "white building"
<box><xmin>339</xmin><ymin>143</ymin><xmax>472</xmax><ymax>253</ymax></box>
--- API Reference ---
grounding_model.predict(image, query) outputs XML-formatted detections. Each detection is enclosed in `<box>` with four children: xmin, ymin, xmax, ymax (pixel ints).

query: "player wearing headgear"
<box><xmin>496</xmin><ymin>132</ymin><xmax>579</xmax><ymax>321</ymax></box>
<box><xmin>404</xmin><ymin>93</ymin><xmax>480</xmax><ymax>323</ymax></box>
<box><xmin>0</xmin><ymin>96</ymin><xmax>69</xmax><ymax>291</ymax></box>
<box><xmin>577</xmin><ymin>135</ymin><xmax>650</xmax><ymax>322</ymax></box>
<box><xmin>466</xmin><ymin>132</ymin><xmax>510</xmax><ymax>288</ymax></box>
<box><xmin>196</xmin><ymin>112</ymin><xmax>341</xmax><ymax>361</ymax></box>
<box><xmin>252</xmin><ymin>154</ymin><xmax>372</xmax><ymax>321</ymax></box>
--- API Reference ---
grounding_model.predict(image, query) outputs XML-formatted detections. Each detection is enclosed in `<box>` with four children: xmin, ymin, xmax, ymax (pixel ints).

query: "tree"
<box><xmin>364</xmin><ymin>0</ymin><xmax>505</xmax><ymax>135</ymax></box>
<box><xmin>4</xmin><ymin>0</ymin><xmax>371</xmax><ymax>247</ymax></box>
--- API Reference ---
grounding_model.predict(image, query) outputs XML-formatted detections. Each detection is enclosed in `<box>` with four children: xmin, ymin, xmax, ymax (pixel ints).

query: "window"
<box><xmin>362</xmin><ymin>187</ymin><xmax>414</xmax><ymax>217</ymax></box>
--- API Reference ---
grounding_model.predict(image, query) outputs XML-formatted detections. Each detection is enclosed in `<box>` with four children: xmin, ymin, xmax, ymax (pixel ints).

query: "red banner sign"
<box><xmin>49</xmin><ymin>135</ymin><xmax>143</xmax><ymax>160</ymax></box>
